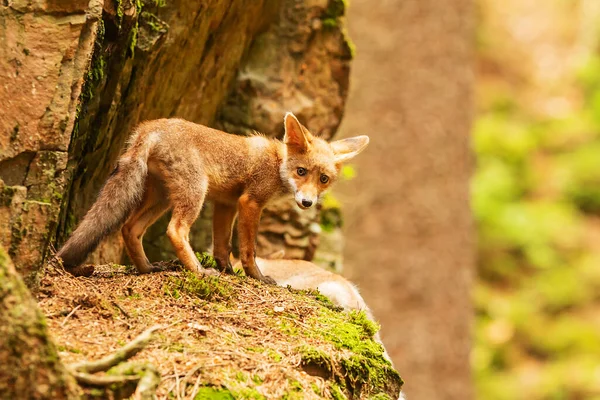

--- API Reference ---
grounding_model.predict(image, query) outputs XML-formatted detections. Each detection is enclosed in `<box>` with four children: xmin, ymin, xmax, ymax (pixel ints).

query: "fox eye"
<box><xmin>297</xmin><ymin>167</ymin><xmax>307</xmax><ymax>176</ymax></box>
<box><xmin>320</xmin><ymin>174</ymin><xmax>329</xmax><ymax>184</ymax></box>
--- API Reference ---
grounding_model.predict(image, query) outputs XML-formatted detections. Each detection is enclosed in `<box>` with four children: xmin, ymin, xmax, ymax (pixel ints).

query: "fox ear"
<box><xmin>284</xmin><ymin>112</ymin><xmax>311</xmax><ymax>151</ymax></box>
<box><xmin>330</xmin><ymin>135</ymin><xmax>370</xmax><ymax>163</ymax></box>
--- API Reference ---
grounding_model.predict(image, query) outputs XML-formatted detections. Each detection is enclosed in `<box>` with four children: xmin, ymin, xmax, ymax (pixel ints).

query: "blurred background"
<box><xmin>339</xmin><ymin>0</ymin><xmax>600</xmax><ymax>399</ymax></box>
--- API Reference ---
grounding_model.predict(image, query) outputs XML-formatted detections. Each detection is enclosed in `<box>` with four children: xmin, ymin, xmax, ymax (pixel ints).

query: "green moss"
<box><xmin>194</xmin><ymin>386</ymin><xmax>235</xmax><ymax>400</ymax></box>
<box><xmin>310</xmin><ymin>383</ymin><xmax>321</xmax><ymax>395</ymax></box>
<box><xmin>329</xmin><ymin>382</ymin><xmax>347</xmax><ymax>400</ymax></box>
<box><xmin>81</xmin><ymin>19</ymin><xmax>106</xmax><ymax>104</ymax></box>
<box><xmin>266</xmin><ymin>348</ymin><xmax>282</xmax><ymax>362</ymax></box>
<box><xmin>368</xmin><ymin>394</ymin><xmax>393</xmax><ymax>400</ymax></box>
<box><xmin>342</xmin><ymin>28</ymin><xmax>356</xmax><ymax>59</ymax></box>
<box><xmin>195</xmin><ymin>252</ymin><xmax>218</xmax><ymax>270</ymax></box>
<box><xmin>9</xmin><ymin>215</ymin><xmax>25</xmax><ymax>257</ymax></box>
<box><xmin>323</xmin><ymin>0</ymin><xmax>346</xmax><ymax>21</ymax></box>
<box><xmin>128</xmin><ymin>22</ymin><xmax>139</xmax><ymax>56</ymax></box>
<box><xmin>310</xmin><ymin>309</ymin><xmax>402</xmax><ymax>397</ymax></box>
<box><xmin>246</xmin><ymin>346</ymin><xmax>265</xmax><ymax>353</ymax></box>
<box><xmin>1</xmin><ymin>185</ymin><xmax>19</xmax><ymax>207</ymax></box>
<box><xmin>163</xmin><ymin>271</ymin><xmax>234</xmax><ymax>302</ymax></box>
<box><xmin>140</xmin><ymin>11</ymin><xmax>166</xmax><ymax>32</ymax></box>
<box><xmin>281</xmin><ymin>379</ymin><xmax>303</xmax><ymax>400</ymax></box>
<box><xmin>89</xmin><ymin>388</ymin><xmax>105</xmax><ymax>397</ymax></box>
<box><xmin>322</xmin><ymin>18</ymin><xmax>338</xmax><ymax>29</ymax></box>
<box><xmin>302</xmin><ymin>288</ymin><xmax>343</xmax><ymax>311</ymax></box>
<box><xmin>230</xmin><ymin>387</ymin><xmax>265</xmax><ymax>399</ymax></box>
<box><xmin>235</xmin><ymin>371</ymin><xmax>246</xmax><ymax>382</ymax></box>
<box><xmin>320</xmin><ymin>194</ymin><xmax>343</xmax><ymax>232</ymax></box>
<box><xmin>298</xmin><ymin>345</ymin><xmax>333</xmax><ymax>374</ymax></box>
<box><xmin>128</xmin><ymin>0</ymin><xmax>168</xmax><ymax>56</ymax></box>
<box><xmin>165</xmin><ymin>342</ymin><xmax>185</xmax><ymax>353</ymax></box>
<box><xmin>116</xmin><ymin>0</ymin><xmax>124</xmax><ymax>25</ymax></box>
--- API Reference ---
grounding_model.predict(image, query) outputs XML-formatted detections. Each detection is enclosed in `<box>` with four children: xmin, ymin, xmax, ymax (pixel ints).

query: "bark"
<box><xmin>0</xmin><ymin>246</ymin><xmax>80</xmax><ymax>399</ymax></box>
<box><xmin>338</xmin><ymin>0</ymin><xmax>475</xmax><ymax>399</ymax></box>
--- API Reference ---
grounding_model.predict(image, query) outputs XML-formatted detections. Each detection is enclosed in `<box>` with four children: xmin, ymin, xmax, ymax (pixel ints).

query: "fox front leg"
<box><xmin>237</xmin><ymin>194</ymin><xmax>276</xmax><ymax>285</ymax></box>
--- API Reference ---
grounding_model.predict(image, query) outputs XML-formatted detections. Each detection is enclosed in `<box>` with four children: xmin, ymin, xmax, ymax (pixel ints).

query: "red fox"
<box><xmin>57</xmin><ymin>113</ymin><xmax>369</xmax><ymax>283</ymax></box>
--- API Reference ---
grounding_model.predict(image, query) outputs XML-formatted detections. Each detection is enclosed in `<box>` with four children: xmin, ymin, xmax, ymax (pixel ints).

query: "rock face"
<box><xmin>0</xmin><ymin>0</ymin><xmax>352</xmax><ymax>280</ymax></box>
<box><xmin>0</xmin><ymin>0</ymin><xmax>102</xmax><ymax>284</ymax></box>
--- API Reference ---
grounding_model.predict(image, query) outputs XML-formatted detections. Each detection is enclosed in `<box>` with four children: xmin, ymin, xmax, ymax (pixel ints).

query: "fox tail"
<box><xmin>57</xmin><ymin>132</ymin><xmax>152</xmax><ymax>271</ymax></box>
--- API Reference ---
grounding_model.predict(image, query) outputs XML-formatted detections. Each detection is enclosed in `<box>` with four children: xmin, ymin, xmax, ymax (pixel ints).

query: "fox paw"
<box><xmin>215</xmin><ymin>259</ymin><xmax>235</xmax><ymax>275</ymax></box>
<box><xmin>67</xmin><ymin>264</ymin><xmax>95</xmax><ymax>277</ymax></box>
<box><xmin>198</xmin><ymin>267</ymin><xmax>220</xmax><ymax>277</ymax></box>
<box><xmin>259</xmin><ymin>275</ymin><xmax>277</xmax><ymax>285</ymax></box>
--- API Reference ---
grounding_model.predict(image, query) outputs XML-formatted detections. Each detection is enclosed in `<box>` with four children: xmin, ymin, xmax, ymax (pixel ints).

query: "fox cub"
<box><xmin>235</xmin><ymin>252</ymin><xmax>391</xmax><ymax>358</ymax></box>
<box><xmin>57</xmin><ymin>113</ymin><xmax>369</xmax><ymax>283</ymax></box>
<box><xmin>234</xmin><ymin>252</ymin><xmax>407</xmax><ymax>399</ymax></box>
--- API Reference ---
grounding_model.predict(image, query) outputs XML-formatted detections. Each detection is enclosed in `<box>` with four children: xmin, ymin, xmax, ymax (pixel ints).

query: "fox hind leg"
<box><xmin>122</xmin><ymin>175</ymin><xmax>169</xmax><ymax>273</ymax></box>
<box><xmin>165</xmin><ymin>175</ymin><xmax>216</xmax><ymax>276</ymax></box>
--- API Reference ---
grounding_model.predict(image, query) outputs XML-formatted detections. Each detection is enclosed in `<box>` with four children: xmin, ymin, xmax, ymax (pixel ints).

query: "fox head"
<box><xmin>280</xmin><ymin>112</ymin><xmax>369</xmax><ymax>209</ymax></box>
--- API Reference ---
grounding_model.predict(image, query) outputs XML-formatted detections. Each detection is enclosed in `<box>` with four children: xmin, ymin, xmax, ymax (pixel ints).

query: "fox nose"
<box><xmin>301</xmin><ymin>199</ymin><xmax>313</xmax><ymax>208</ymax></box>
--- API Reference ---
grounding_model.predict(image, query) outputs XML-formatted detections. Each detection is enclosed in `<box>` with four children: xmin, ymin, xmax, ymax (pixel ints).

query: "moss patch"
<box><xmin>194</xmin><ymin>386</ymin><xmax>236</xmax><ymax>399</ymax></box>
<box><xmin>310</xmin><ymin>309</ymin><xmax>401</xmax><ymax>398</ymax></box>
<box><xmin>163</xmin><ymin>271</ymin><xmax>234</xmax><ymax>302</ymax></box>
<box><xmin>321</xmin><ymin>0</ymin><xmax>348</xmax><ymax>29</ymax></box>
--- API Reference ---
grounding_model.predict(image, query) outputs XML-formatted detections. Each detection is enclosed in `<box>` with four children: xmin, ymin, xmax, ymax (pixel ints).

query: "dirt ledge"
<box><xmin>37</xmin><ymin>257</ymin><xmax>403</xmax><ymax>399</ymax></box>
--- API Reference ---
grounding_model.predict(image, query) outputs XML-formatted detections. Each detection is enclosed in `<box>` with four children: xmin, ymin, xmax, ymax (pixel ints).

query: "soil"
<box><xmin>37</xmin><ymin>261</ymin><xmax>401</xmax><ymax>399</ymax></box>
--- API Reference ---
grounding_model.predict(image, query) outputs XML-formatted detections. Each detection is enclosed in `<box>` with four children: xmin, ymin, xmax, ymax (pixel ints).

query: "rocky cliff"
<box><xmin>0</xmin><ymin>0</ymin><xmax>352</xmax><ymax>283</ymax></box>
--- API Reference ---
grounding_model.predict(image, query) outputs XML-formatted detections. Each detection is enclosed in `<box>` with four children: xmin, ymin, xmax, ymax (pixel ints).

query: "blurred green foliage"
<box><xmin>473</xmin><ymin>53</ymin><xmax>600</xmax><ymax>399</ymax></box>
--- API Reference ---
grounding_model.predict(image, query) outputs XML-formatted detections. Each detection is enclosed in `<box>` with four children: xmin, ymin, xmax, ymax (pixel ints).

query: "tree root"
<box><xmin>70</xmin><ymin>371</ymin><xmax>141</xmax><ymax>386</ymax></box>
<box><xmin>68</xmin><ymin>325</ymin><xmax>164</xmax><ymax>399</ymax></box>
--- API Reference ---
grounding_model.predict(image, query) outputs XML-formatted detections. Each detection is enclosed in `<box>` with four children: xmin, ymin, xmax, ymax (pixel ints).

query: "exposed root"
<box><xmin>69</xmin><ymin>324</ymin><xmax>163</xmax><ymax>373</ymax></box>
<box><xmin>68</xmin><ymin>325</ymin><xmax>164</xmax><ymax>398</ymax></box>
<box><xmin>70</xmin><ymin>371</ymin><xmax>140</xmax><ymax>386</ymax></box>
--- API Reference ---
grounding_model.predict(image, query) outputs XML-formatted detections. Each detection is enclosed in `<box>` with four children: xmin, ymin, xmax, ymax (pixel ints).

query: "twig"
<box><xmin>61</xmin><ymin>305</ymin><xmax>81</xmax><ymax>326</ymax></box>
<box><xmin>112</xmin><ymin>301</ymin><xmax>131</xmax><ymax>318</ymax></box>
<box><xmin>174</xmin><ymin>361</ymin><xmax>182</xmax><ymax>400</ymax></box>
<box><xmin>45</xmin><ymin>309</ymin><xmax>71</xmax><ymax>318</ymax></box>
<box><xmin>71</xmin><ymin>371</ymin><xmax>140</xmax><ymax>386</ymax></box>
<box><xmin>69</xmin><ymin>324</ymin><xmax>164</xmax><ymax>373</ymax></box>
<box><xmin>190</xmin><ymin>373</ymin><xmax>203</xmax><ymax>399</ymax></box>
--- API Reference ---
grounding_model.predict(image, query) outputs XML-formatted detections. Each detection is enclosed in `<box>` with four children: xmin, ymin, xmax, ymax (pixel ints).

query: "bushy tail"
<box><xmin>57</xmin><ymin>141</ymin><xmax>150</xmax><ymax>270</ymax></box>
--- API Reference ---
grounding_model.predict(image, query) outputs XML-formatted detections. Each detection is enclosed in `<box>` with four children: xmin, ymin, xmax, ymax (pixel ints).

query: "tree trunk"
<box><xmin>0</xmin><ymin>246</ymin><xmax>80</xmax><ymax>399</ymax></box>
<box><xmin>337</xmin><ymin>0</ymin><xmax>475</xmax><ymax>399</ymax></box>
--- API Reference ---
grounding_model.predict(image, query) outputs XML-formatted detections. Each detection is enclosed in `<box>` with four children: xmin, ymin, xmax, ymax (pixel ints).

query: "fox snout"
<box><xmin>295</xmin><ymin>191</ymin><xmax>317</xmax><ymax>209</ymax></box>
